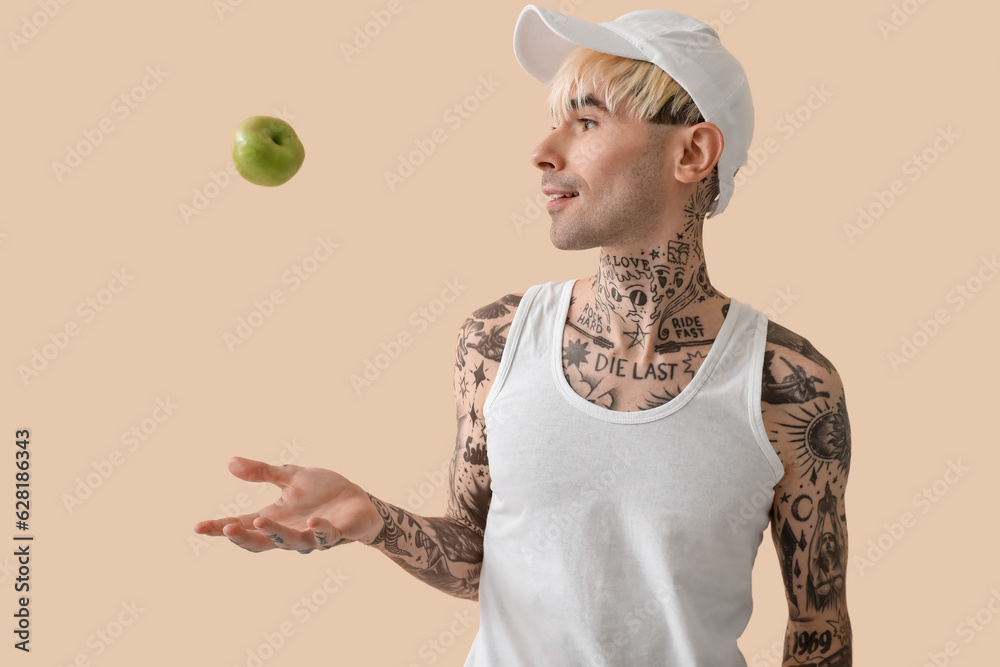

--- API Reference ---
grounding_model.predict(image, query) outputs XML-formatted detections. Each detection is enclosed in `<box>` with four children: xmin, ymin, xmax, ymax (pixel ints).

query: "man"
<box><xmin>194</xmin><ymin>6</ymin><xmax>852</xmax><ymax>666</ymax></box>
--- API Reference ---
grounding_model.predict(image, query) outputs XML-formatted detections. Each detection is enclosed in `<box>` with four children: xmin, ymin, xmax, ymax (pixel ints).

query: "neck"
<box><xmin>572</xmin><ymin>204</ymin><xmax>729</xmax><ymax>358</ymax></box>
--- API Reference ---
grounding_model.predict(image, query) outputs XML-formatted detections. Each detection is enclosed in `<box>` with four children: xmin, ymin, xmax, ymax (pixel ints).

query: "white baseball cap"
<box><xmin>513</xmin><ymin>5</ymin><xmax>754</xmax><ymax>218</ymax></box>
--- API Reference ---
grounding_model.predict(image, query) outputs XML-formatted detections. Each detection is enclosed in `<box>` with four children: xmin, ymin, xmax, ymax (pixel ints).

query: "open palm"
<box><xmin>193</xmin><ymin>457</ymin><xmax>381</xmax><ymax>553</ymax></box>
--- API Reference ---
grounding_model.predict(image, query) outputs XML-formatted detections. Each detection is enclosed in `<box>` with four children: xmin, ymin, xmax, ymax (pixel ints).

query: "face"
<box><xmin>531</xmin><ymin>92</ymin><xmax>676</xmax><ymax>251</ymax></box>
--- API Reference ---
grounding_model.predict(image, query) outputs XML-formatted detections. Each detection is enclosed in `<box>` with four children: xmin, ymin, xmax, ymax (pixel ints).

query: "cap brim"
<box><xmin>513</xmin><ymin>5</ymin><xmax>648</xmax><ymax>85</ymax></box>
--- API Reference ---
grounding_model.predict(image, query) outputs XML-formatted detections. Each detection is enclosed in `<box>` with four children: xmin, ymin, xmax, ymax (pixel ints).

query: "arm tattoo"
<box><xmin>366</xmin><ymin>492</ymin><xmax>484</xmax><ymax>601</ymax></box>
<box><xmin>762</xmin><ymin>335</ymin><xmax>852</xmax><ymax>667</ymax></box>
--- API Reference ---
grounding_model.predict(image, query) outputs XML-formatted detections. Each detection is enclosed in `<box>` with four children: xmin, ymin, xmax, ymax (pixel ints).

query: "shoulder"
<box><xmin>465</xmin><ymin>292</ymin><xmax>525</xmax><ymax>331</ymax></box>
<box><xmin>761</xmin><ymin>318</ymin><xmax>851</xmax><ymax>476</ymax></box>
<box><xmin>763</xmin><ymin>319</ymin><xmax>840</xmax><ymax>395</ymax></box>
<box><xmin>454</xmin><ymin>292</ymin><xmax>525</xmax><ymax>368</ymax></box>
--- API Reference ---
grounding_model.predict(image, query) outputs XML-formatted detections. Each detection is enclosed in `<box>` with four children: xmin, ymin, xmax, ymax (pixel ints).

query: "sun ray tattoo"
<box><xmin>774</xmin><ymin>397</ymin><xmax>852</xmax><ymax>483</ymax></box>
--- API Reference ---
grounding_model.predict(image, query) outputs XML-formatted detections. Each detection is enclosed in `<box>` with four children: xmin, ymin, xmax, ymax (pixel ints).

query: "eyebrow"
<box><xmin>570</xmin><ymin>94</ymin><xmax>607</xmax><ymax>112</ymax></box>
<box><xmin>550</xmin><ymin>94</ymin><xmax>608</xmax><ymax>117</ymax></box>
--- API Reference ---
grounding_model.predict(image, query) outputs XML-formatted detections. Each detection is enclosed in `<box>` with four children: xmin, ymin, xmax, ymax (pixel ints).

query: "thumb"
<box><xmin>228</xmin><ymin>456</ymin><xmax>296</xmax><ymax>486</ymax></box>
<box><xmin>308</xmin><ymin>517</ymin><xmax>349</xmax><ymax>549</ymax></box>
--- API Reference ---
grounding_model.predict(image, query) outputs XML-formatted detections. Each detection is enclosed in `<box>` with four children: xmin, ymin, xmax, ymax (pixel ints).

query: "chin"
<box><xmin>549</xmin><ymin>236</ymin><xmax>598</xmax><ymax>252</ymax></box>
<box><xmin>549</xmin><ymin>225</ymin><xmax>601</xmax><ymax>252</ymax></box>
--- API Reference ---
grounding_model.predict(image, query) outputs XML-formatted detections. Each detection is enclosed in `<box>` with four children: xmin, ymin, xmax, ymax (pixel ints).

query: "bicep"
<box><xmin>445</xmin><ymin>315</ymin><xmax>495</xmax><ymax>535</ymax></box>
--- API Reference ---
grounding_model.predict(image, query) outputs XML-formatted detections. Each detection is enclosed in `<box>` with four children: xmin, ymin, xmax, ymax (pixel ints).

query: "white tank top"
<box><xmin>463</xmin><ymin>279</ymin><xmax>784</xmax><ymax>666</ymax></box>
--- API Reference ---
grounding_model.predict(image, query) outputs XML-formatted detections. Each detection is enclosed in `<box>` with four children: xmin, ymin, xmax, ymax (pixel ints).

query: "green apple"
<box><xmin>231</xmin><ymin>115</ymin><xmax>305</xmax><ymax>186</ymax></box>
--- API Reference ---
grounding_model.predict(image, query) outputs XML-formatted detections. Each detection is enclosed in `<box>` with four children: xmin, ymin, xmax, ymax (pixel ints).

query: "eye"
<box><xmin>549</xmin><ymin>118</ymin><xmax>598</xmax><ymax>131</ymax></box>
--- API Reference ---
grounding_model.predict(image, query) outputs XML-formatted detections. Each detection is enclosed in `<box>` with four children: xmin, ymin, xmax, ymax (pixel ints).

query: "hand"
<box><xmin>193</xmin><ymin>457</ymin><xmax>382</xmax><ymax>553</ymax></box>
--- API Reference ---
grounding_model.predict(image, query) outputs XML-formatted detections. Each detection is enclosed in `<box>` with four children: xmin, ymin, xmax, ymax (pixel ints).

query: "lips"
<box><xmin>546</xmin><ymin>192</ymin><xmax>578</xmax><ymax>209</ymax></box>
<box><xmin>543</xmin><ymin>188</ymin><xmax>579</xmax><ymax>198</ymax></box>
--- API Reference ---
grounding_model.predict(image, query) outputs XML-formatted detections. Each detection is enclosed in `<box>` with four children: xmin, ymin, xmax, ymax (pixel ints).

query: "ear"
<box><xmin>673</xmin><ymin>122</ymin><xmax>724</xmax><ymax>184</ymax></box>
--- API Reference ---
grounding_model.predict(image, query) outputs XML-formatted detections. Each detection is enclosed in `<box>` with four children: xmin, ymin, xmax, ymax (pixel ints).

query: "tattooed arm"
<box><xmin>763</xmin><ymin>322</ymin><xmax>853</xmax><ymax>667</ymax></box>
<box><xmin>192</xmin><ymin>458</ymin><xmax>484</xmax><ymax>600</ymax></box>
<box><xmin>193</xmin><ymin>295</ymin><xmax>519</xmax><ymax>600</ymax></box>
<box><xmin>363</xmin><ymin>293</ymin><xmax>521</xmax><ymax>600</ymax></box>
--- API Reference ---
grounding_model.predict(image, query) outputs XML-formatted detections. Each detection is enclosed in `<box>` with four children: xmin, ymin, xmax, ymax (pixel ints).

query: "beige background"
<box><xmin>2</xmin><ymin>0</ymin><xmax>997</xmax><ymax>665</ymax></box>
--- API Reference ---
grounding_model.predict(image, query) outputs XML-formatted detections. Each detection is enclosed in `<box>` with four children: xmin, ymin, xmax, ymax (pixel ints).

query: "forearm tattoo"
<box><xmin>366</xmin><ymin>492</ymin><xmax>484</xmax><ymax>601</ymax></box>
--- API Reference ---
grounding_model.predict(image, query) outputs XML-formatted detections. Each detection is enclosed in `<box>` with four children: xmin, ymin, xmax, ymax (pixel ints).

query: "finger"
<box><xmin>193</xmin><ymin>518</ymin><xmax>231</xmax><ymax>536</ymax></box>
<box><xmin>193</xmin><ymin>513</ymin><xmax>260</xmax><ymax>536</ymax></box>
<box><xmin>228</xmin><ymin>456</ymin><xmax>298</xmax><ymax>487</ymax></box>
<box><xmin>307</xmin><ymin>517</ymin><xmax>349</xmax><ymax>550</ymax></box>
<box><xmin>222</xmin><ymin>522</ymin><xmax>276</xmax><ymax>553</ymax></box>
<box><xmin>253</xmin><ymin>517</ymin><xmax>314</xmax><ymax>551</ymax></box>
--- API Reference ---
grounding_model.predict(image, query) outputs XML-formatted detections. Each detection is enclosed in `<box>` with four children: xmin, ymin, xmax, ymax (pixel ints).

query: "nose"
<box><xmin>530</xmin><ymin>125</ymin><xmax>564</xmax><ymax>172</ymax></box>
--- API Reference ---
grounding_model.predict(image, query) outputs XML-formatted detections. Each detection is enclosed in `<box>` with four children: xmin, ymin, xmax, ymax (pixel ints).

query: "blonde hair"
<box><xmin>548</xmin><ymin>46</ymin><xmax>720</xmax><ymax>206</ymax></box>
